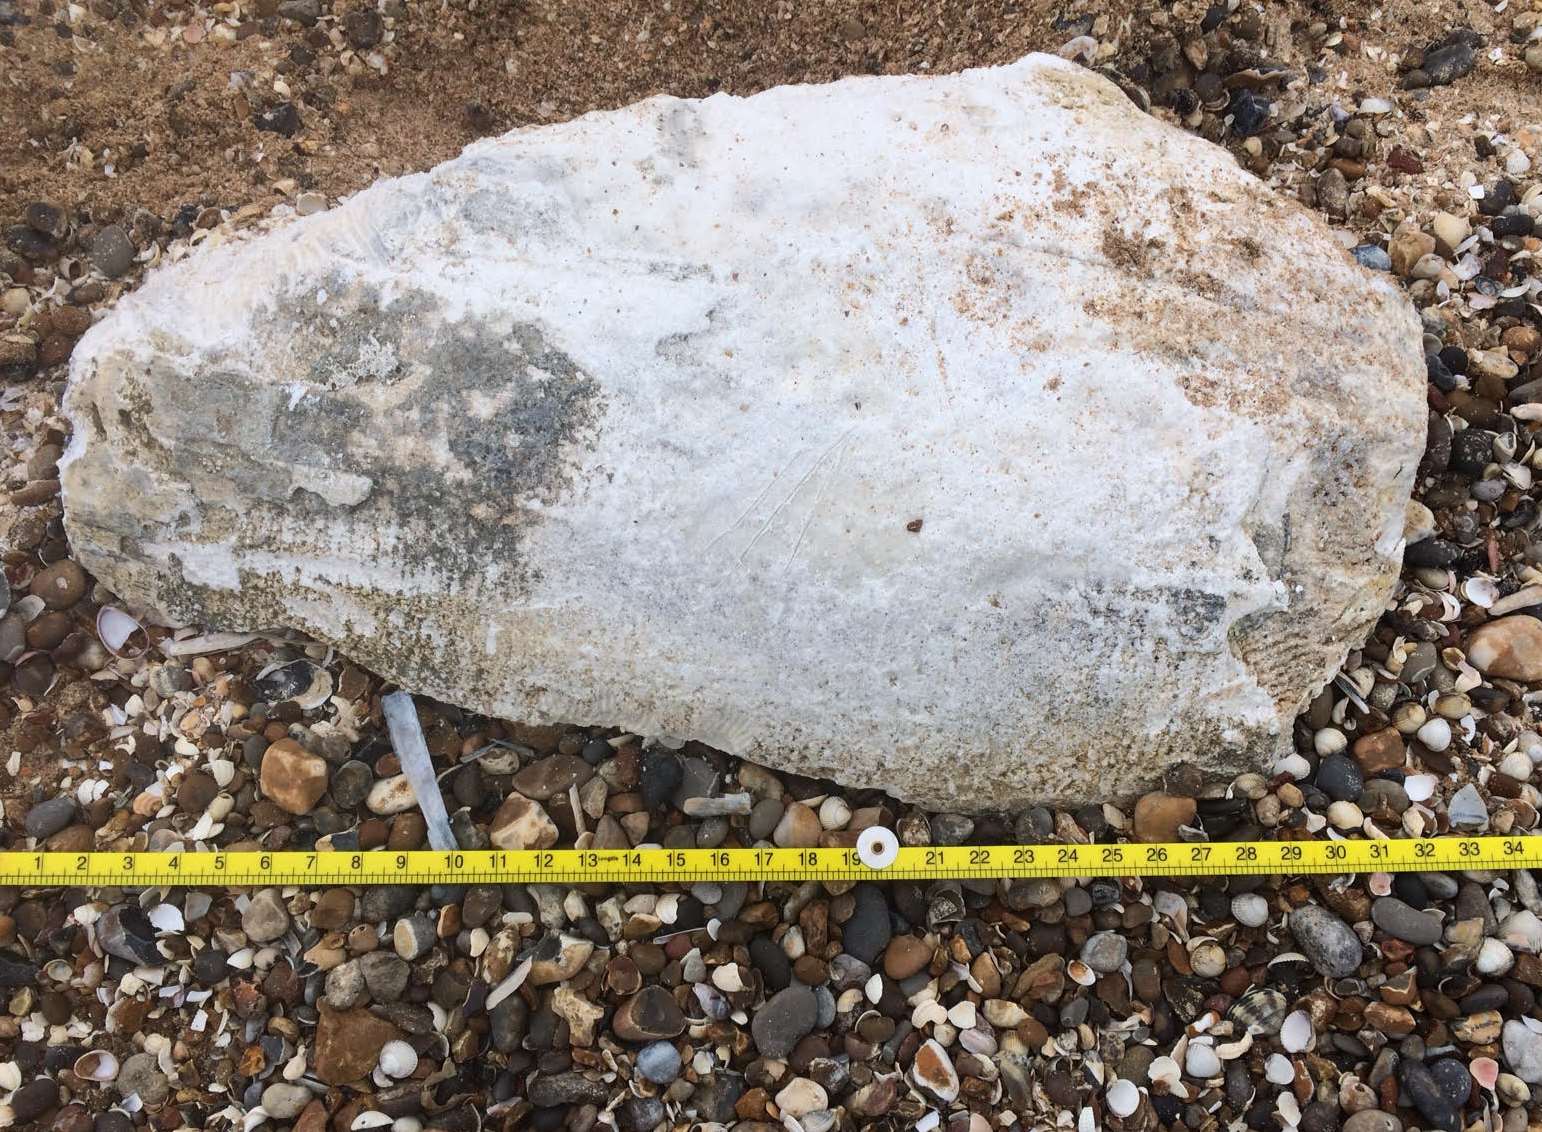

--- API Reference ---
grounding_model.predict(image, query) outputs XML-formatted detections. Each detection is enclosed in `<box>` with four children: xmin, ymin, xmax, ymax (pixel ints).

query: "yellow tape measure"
<box><xmin>3</xmin><ymin>834</ymin><xmax>1539</xmax><ymax>887</ymax></box>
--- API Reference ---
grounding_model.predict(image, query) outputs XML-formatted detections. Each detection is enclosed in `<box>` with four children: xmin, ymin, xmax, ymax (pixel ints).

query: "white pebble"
<box><xmin>1231</xmin><ymin>893</ymin><xmax>1269</xmax><ymax>928</ymax></box>
<box><xmin>1327</xmin><ymin>801</ymin><xmax>1363</xmax><ymax>830</ymax></box>
<box><xmin>1404</xmin><ymin>774</ymin><xmax>1437</xmax><ymax>803</ymax></box>
<box><xmin>1265</xmin><ymin>1054</ymin><xmax>1295</xmax><ymax>1086</ymax></box>
<box><xmin>1106</xmin><ymin>1079</ymin><xmax>1141</xmax><ymax>1118</ymax></box>
<box><xmin>1417</xmin><ymin>717</ymin><xmax>1452</xmax><ymax>752</ymax></box>
<box><xmin>711</xmin><ymin>963</ymin><xmax>746</xmax><ymax>993</ymax></box>
<box><xmin>377</xmin><ymin>1040</ymin><xmax>417</xmax><ymax>1079</ymax></box>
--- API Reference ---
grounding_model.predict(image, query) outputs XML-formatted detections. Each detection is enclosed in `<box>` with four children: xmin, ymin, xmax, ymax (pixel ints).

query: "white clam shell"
<box><xmin>75</xmin><ymin>1049</ymin><xmax>120</xmax><ymax>1082</ymax></box>
<box><xmin>1280</xmin><ymin>1010</ymin><xmax>1313</xmax><ymax>1053</ymax></box>
<box><xmin>1106</xmin><ymin>1079</ymin><xmax>1141</xmax><ymax>1118</ymax></box>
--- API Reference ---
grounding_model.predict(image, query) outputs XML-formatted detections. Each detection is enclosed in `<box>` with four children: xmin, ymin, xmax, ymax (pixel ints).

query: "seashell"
<box><xmin>1471</xmin><ymin>1056</ymin><xmax>1499</xmax><ymax>1090</ymax></box>
<box><xmin>1226</xmin><ymin>986</ymin><xmax>1286</xmax><ymax>1037</ymax></box>
<box><xmin>1280</xmin><ymin>1010</ymin><xmax>1313</xmax><ymax>1053</ymax></box>
<box><xmin>97</xmin><ymin>606</ymin><xmax>148</xmax><ymax>657</ymax></box>
<box><xmin>252</xmin><ymin>658</ymin><xmax>333</xmax><ymax>710</ymax></box>
<box><xmin>1265</xmin><ymin>953</ymin><xmax>1313</xmax><ymax>987</ymax></box>
<box><xmin>75</xmin><ymin>1049</ymin><xmax>120</xmax><ymax>1082</ymax></box>
<box><xmin>377</xmin><ymin>1039</ymin><xmax>417</xmax><ymax>1078</ymax></box>
<box><xmin>1067</xmin><ymin>960</ymin><xmax>1096</xmax><ymax>987</ymax></box>
<box><xmin>1215</xmin><ymin>1033</ymin><xmax>1253</xmax><ymax>1060</ymax></box>
<box><xmin>1265</xmin><ymin>1054</ymin><xmax>1295</xmax><ymax>1086</ymax></box>
<box><xmin>146</xmin><ymin>904</ymin><xmax>184</xmax><ymax>933</ymax></box>
<box><xmin>1106</xmin><ymin>1079</ymin><xmax>1140</xmax><ymax>1118</ymax></box>
<box><xmin>1462</xmin><ymin>577</ymin><xmax>1500</xmax><ymax>608</ymax></box>
<box><xmin>1147</xmin><ymin>1056</ymin><xmax>1187</xmax><ymax>1099</ymax></box>
<box><xmin>351</xmin><ymin>1114</ymin><xmax>394</xmax><ymax>1131</ymax></box>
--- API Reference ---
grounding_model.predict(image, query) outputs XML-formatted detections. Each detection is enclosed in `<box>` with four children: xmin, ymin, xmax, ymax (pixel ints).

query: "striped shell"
<box><xmin>1227</xmin><ymin>986</ymin><xmax>1287</xmax><ymax>1037</ymax></box>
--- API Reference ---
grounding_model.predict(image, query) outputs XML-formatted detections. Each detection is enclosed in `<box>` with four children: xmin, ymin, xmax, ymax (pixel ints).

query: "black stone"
<box><xmin>1404</xmin><ymin>539</ymin><xmax>1460</xmax><ymax>569</ymax></box>
<box><xmin>527</xmin><ymin>1072</ymin><xmax>609</xmax><ymax>1107</ymax></box>
<box><xmin>1315</xmin><ymin>754</ymin><xmax>1363</xmax><ymax>802</ymax></box>
<box><xmin>343</xmin><ymin>8</ymin><xmax>381</xmax><ymax>46</ymax></box>
<box><xmin>192</xmin><ymin>948</ymin><xmax>229</xmax><ymax>984</ymax></box>
<box><xmin>617</xmin><ymin>1096</ymin><xmax>666</xmax><ymax>1132</ymax></box>
<box><xmin>750</xmin><ymin>934</ymin><xmax>792</xmax><ymax>992</ymax></box>
<box><xmin>1400</xmin><ymin>1059</ymin><xmax>1460</xmax><ymax>1131</ymax></box>
<box><xmin>24</xmin><ymin>201</ymin><xmax>64</xmax><ymax>238</ymax></box>
<box><xmin>1492</xmin><ymin>209</ymin><xmax>1535</xmax><ymax>238</ymax></box>
<box><xmin>1227</xmin><ymin>88</ymin><xmax>1271</xmax><ymax>135</ymax></box>
<box><xmin>639</xmin><ymin>750</ymin><xmax>682</xmax><ymax>810</ymax></box>
<box><xmin>1426</xmin><ymin>353</ymin><xmax>1457</xmax><ymax>392</ymax></box>
<box><xmin>1478</xmin><ymin>180</ymin><xmax>1516</xmax><ymax>216</ymax></box>
<box><xmin>1451</xmin><ymin>428</ymin><xmax>1497</xmax><ymax>475</ymax></box>
<box><xmin>1413</xmin><ymin>42</ymin><xmax>1475</xmax><ymax>87</ymax></box>
<box><xmin>842</xmin><ymin>883</ymin><xmax>892</xmax><ymax>964</ymax></box>
<box><xmin>5</xmin><ymin>223</ymin><xmax>55</xmax><ymax>260</ymax></box>
<box><xmin>1438</xmin><ymin>345</ymin><xmax>1469</xmax><ymax>374</ymax></box>
<box><xmin>1391</xmin><ymin>873</ymin><xmax>1428</xmax><ymax>909</ymax></box>
<box><xmin>1298</xmin><ymin>1101</ymin><xmax>1340</xmax><ymax>1132</ymax></box>
<box><xmin>254</xmin><ymin>102</ymin><xmax>301</xmax><ymax>136</ymax></box>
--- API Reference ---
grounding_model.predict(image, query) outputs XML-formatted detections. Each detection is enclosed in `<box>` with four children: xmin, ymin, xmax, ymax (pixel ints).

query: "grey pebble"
<box><xmin>360</xmin><ymin>951</ymin><xmax>410</xmax><ymax>1002</ymax></box>
<box><xmin>331</xmin><ymin>760</ymin><xmax>374</xmax><ymax>808</ymax></box>
<box><xmin>1289</xmin><ymin>904</ymin><xmax>1362</xmax><ymax>977</ymax></box>
<box><xmin>88</xmin><ymin>225</ymin><xmax>136</xmax><ymax>277</ymax></box>
<box><xmin>1080</xmin><ymin>931</ymin><xmax>1128</xmax><ymax>974</ymax></box>
<box><xmin>324</xmin><ymin>959</ymin><xmax>366</xmax><ymax>1009</ymax></box>
<box><xmin>752</xmin><ymin>985</ymin><xmax>817</xmax><ymax>1058</ymax></box>
<box><xmin>117</xmin><ymin>1052</ymin><xmax>170</xmax><ymax>1106</ymax></box>
<box><xmin>260</xmin><ymin>1083</ymin><xmax>314</xmax><ymax>1120</ymax></box>
<box><xmin>1371</xmin><ymin>897</ymin><xmax>1443</xmax><ymax>946</ymax></box>
<box><xmin>636</xmin><ymin>1041</ymin><xmax>682</xmax><ymax>1084</ymax></box>
<box><xmin>24</xmin><ymin>795</ymin><xmax>75</xmax><ymax>839</ymax></box>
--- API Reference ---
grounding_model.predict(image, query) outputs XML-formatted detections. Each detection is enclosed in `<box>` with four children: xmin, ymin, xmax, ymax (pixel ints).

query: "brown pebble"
<box><xmin>29</xmin><ymin>559</ymin><xmax>87</xmax><ymax>610</ymax></box>
<box><xmin>884</xmin><ymin>935</ymin><xmax>932</xmax><ymax>980</ymax></box>
<box><xmin>388</xmin><ymin>812</ymin><xmax>428</xmax><ymax>850</ymax></box>
<box><xmin>1353</xmin><ymin>727</ymin><xmax>1406</xmax><ymax>773</ymax></box>
<box><xmin>25</xmin><ymin>610</ymin><xmax>71</xmax><ymax>650</ymax></box>
<box><xmin>312</xmin><ymin>889</ymin><xmax>356</xmax><ymax>931</ymax></box>
<box><xmin>1132</xmin><ymin>793</ymin><xmax>1196</xmax><ymax>842</ymax></box>
<box><xmin>357</xmin><ymin>819</ymin><xmax>389</xmax><ymax>849</ymax></box>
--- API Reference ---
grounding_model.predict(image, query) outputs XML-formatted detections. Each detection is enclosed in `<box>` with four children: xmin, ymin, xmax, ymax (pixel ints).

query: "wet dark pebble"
<box><xmin>1315</xmin><ymin>754</ymin><xmax>1362</xmax><ymax>802</ymax></box>
<box><xmin>842</xmin><ymin>883</ymin><xmax>892</xmax><ymax>964</ymax></box>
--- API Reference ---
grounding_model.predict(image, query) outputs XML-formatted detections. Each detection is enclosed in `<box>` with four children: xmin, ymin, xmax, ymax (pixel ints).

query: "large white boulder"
<box><xmin>62</xmin><ymin>54</ymin><xmax>1424</xmax><ymax>810</ymax></box>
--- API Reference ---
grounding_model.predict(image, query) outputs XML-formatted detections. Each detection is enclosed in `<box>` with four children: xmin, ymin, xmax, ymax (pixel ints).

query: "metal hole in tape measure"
<box><xmin>3</xmin><ymin>833</ymin><xmax>1541</xmax><ymax>886</ymax></box>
